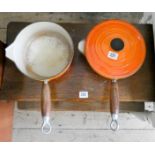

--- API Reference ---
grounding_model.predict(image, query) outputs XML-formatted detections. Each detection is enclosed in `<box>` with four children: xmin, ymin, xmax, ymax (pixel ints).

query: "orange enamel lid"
<box><xmin>85</xmin><ymin>19</ymin><xmax>146</xmax><ymax>80</ymax></box>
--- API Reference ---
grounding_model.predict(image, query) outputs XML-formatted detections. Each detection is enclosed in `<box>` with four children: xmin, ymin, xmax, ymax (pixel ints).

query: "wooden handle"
<box><xmin>110</xmin><ymin>80</ymin><xmax>119</xmax><ymax>114</ymax></box>
<box><xmin>110</xmin><ymin>80</ymin><xmax>119</xmax><ymax>131</ymax></box>
<box><xmin>41</xmin><ymin>81</ymin><xmax>51</xmax><ymax>117</ymax></box>
<box><xmin>41</xmin><ymin>81</ymin><xmax>52</xmax><ymax>134</ymax></box>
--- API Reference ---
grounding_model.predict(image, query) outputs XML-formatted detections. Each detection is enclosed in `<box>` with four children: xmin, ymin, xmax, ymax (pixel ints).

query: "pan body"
<box><xmin>85</xmin><ymin>19</ymin><xmax>146</xmax><ymax>80</ymax></box>
<box><xmin>6</xmin><ymin>22</ymin><xmax>74</xmax><ymax>81</ymax></box>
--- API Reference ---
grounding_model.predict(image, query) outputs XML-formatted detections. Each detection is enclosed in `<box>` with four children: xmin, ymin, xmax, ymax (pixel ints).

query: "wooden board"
<box><xmin>0</xmin><ymin>22</ymin><xmax>155</xmax><ymax>111</ymax></box>
<box><xmin>17</xmin><ymin>101</ymin><xmax>144</xmax><ymax>112</ymax></box>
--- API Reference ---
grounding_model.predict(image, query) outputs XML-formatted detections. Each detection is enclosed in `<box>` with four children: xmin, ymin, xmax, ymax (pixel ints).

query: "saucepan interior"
<box><xmin>12</xmin><ymin>22</ymin><xmax>74</xmax><ymax>81</ymax></box>
<box><xmin>24</xmin><ymin>31</ymin><xmax>74</xmax><ymax>81</ymax></box>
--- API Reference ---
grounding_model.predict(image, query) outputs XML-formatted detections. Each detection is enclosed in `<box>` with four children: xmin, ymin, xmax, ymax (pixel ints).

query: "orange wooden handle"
<box><xmin>110</xmin><ymin>80</ymin><xmax>119</xmax><ymax>115</ymax></box>
<box><xmin>41</xmin><ymin>82</ymin><xmax>51</xmax><ymax>118</ymax></box>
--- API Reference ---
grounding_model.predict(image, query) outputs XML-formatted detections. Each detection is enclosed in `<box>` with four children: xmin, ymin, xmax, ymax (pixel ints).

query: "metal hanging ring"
<box><xmin>110</xmin><ymin>119</ymin><xmax>119</xmax><ymax>131</ymax></box>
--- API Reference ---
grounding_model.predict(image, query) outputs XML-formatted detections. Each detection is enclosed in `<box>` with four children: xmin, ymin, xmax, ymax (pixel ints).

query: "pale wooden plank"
<box><xmin>0</xmin><ymin>29</ymin><xmax>6</xmax><ymax>42</ymax></box>
<box><xmin>140</xmin><ymin>12</ymin><xmax>152</xmax><ymax>24</ymax></box>
<box><xmin>13</xmin><ymin>129</ymin><xmax>155</xmax><ymax>142</ymax></box>
<box><xmin>0</xmin><ymin>13</ymin><xmax>143</xmax><ymax>28</ymax></box>
<box><xmin>13</xmin><ymin>107</ymin><xmax>153</xmax><ymax>129</ymax></box>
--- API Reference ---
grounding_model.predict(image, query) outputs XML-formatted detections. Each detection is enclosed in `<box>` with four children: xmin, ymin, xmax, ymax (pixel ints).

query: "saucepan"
<box><xmin>78</xmin><ymin>19</ymin><xmax>146</xmax><ymax>131</ymax></box>
<box><xmin>5</xmin><ymin>22</ymin><xmax>74</xmax><ymax>134</ymax></box>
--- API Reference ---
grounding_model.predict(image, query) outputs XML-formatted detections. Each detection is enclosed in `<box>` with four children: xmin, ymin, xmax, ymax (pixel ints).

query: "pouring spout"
<box><xmin>5</xmin><ymin>43</ymin><xmax>14</xmax><ymax>62</ymax></box>
<box><xmin>78</xmin><ymin>39</ymin><xmax>85</xmax><ymax>55</ymax></box>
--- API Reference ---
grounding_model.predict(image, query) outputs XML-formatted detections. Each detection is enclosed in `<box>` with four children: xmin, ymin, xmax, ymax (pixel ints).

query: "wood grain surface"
<box><xmin>0</xmin><ymin>22</ymin><xmax>155</xmax><ymax>111</ymax></box>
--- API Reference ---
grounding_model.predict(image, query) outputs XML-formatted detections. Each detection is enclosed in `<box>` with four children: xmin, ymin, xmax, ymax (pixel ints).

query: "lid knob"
<box><xmin>110</xmin><ymin>38</ymin><xmax>124</xmax><ymax>51</ymax></box>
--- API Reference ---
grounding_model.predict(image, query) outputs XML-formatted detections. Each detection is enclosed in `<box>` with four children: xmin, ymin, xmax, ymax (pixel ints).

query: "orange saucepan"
<box><xmin>78</xmin><ymin>19</ymin><xmax>146</xmax><ymax>130</ymax></box>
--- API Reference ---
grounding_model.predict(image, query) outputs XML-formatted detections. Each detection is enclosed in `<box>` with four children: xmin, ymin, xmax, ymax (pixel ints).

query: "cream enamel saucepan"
<box><xmin>5</xmin><ymin>22</ymin><xmax>74</xmax><ymax>134</ymax></box>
